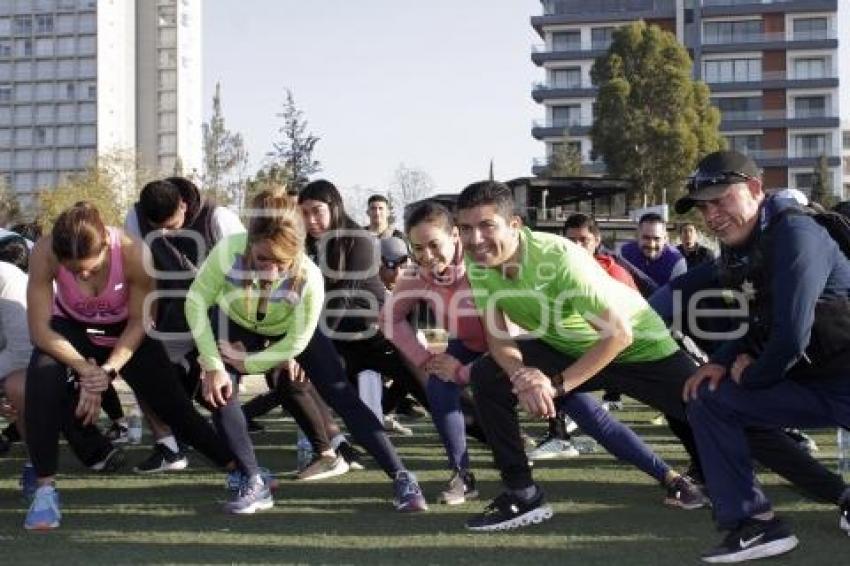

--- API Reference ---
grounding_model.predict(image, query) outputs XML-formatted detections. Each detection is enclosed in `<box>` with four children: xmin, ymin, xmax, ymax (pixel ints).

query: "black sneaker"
<box><xmin>337</xmin><ymin>441</ymin><xmax>366</xmax><ymax>471</ymax></box>
<box><xmin>246</xmin><ymin>418</ymin><xmax>265</xmax><ymax>433</ymax></box>
<box><xmin>90</xmin><ymin>446</ymin><xmax>126</xmax><ymax>473</ymax></box>
<box><xmin>465</xmin><ymin>487</ymin><xmax>553</xmax><ymax>531</ymax></box>
<box><xmin>701</xmin><ymin>517</ymin><xmax>798</xmax><ymax>563</ymax></box>
<box><xmin>2</xmin><ymin>422</ymin><xmax>21</xmax><ymax>444</ymax></box>
<box><xmin>133</xmin><ymin>443</ymin><xmax>189</xmax><ymax>474</ymax></box>
<box><xmin>664</xmin><ymin>475</ymin><xmax>709</xmax><ymax>510</ymax></box>
<box><xmin>840</xmin><ymin>498</ymin><xmax>849</xmax><ymax>535</ymax></box>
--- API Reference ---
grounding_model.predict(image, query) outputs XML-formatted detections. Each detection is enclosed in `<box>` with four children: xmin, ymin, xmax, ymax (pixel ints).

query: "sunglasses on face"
<box><xmin>382</xmin><ymin>256</ymin><xmax>409</xmax><ymax>270</ymax></box>
<box><xmin>687</xmin><ymin>170</ymin><xmax>755</xmax><ymax>192</ymax></box>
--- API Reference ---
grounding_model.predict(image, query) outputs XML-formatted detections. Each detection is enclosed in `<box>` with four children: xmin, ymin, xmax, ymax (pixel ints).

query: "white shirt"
<box><xmin>0</xmin><ymin>262</ymin><xmax>32</xmax><ymax>379</ymax></box>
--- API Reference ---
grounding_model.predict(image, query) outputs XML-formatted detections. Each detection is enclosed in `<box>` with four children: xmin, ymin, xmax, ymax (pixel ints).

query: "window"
<box><xmin>35</xmin><ymin>83</ymin><xmax>51</xmax><ymax>101</ymax></box>
<box><xmin>57</xmin><ymin>59</ymin><xmax>75</xmax><ymax>79</ymax></box>
<box><xmin>0</xmin><ymin>84</ymin><xmax>11</xmax><ymax>101</ymax></box>
<box><xmin>158</xmin><ymin>5</ymin><xmax>176</xmax><ymax>26</ymax></box>
<box><xmin>78</xmin><ymin>13</ymin><xmax>95</xmax><ymax>33</ymax></box>
<box><xmin>35</xmin><ymin>60</ymin><xmax>53</xmax><ymax>79</ymax></box>
<box><xmin>0</xmin><ymin>107</ymin><xmax>11</xmax><ymax>126</ymax></box>
<box><xmin>56</xmin><ymin>36</ymin><xmax>74</xmax><ymax>56</ymax></box>
<box><xmin>794</xmin><ymin>133</ymin><xmax>829</xmax><ymax>158</ymax></box>
<box><xmin>34</xmin><ymin>125</ymin><xmax>50</xmax><ymax>144</ymax></box>
<box><xmin>159</xmin><ymin>27</ymin><xmax>177</xmax><ymax>46</ymax></box>
<box><xmin>14</xmin><ymin>106</ymin><xmax>32</xmax><ymax>126</ymax></box>
<box><xmin>0</xmin><ymin>40</ymin><xmax>11</xmax><ymax>57</ymax></box>
<box><xmin>35</xmin><ymin>14</ymin><xmax>53</xmax><ymax>34</ymax></box>
<box><xmin>15</xmin><ymin>39</ymin><xmax>33</xmax><ymax>57</ymax></box>
<box><xmin>591</xmin><ymin>27</ymin><xmax>614</xmax><ymax>50</ymax></box>
<box><xmin>550</xmin><ymin>141</ymin><xmax>582</xmax><ymax>157</ymax></box>
<box><xmin>56</xmin><ymin>102</ymin><xmax>75</xmax><ymax>123</ymax></box>
<box><xmin>0</xmin><ymin>129</ymin><xmax>10</xmax><ymax>145</ymax></box>
<box><xmin>703</xmin><ymin>19</ymin><xmax>762</xmax><ymax>44</ymax></box>
<box><xmin>15</xmin><ymin>83</ymin><xmax>32</xmax><ymax>101</ymax></box>
<box><xmin>15</xmin><ymin>150</ymin><xmax>33</xmax><ymax>169</ymax></box>
<box><xmin>713</xmin><ymin>96</ymin><xmax>761</xmax><ymax>120</ymax></box>
<box><xmin>794</xmin><ymin>96</ymin><xmax>827</xmax><ymax>118</ymax></box>
<box><xmin>78</xmin><ymin>102</ymin><xmax>95</xmax><ymax>122</ymax></box>
<box><xmin>78</xmin><ymin>124</ymin><xmax>94</xmax><ymax>144</ymax></box>
<box><xmin>158</xmin><ymin>133</ymin><xmax>177</xmax><ymax>153</ymax></box>
<box><xmin>14</xmin><ymin>128</ymin><xmax>33</xmax><ymax>146</ymax></box>
<box><xmin>158</xmin><ymin>91</ymin><xmax>177</xmax><ymax>110</ymax></box>
<box><xmin>36</xmin><ymin>171</ymin><xmax>55</xmax><ymax>188</ymax></box>
<box><xmin>77</xmin><ymin>147</ymin><xmax>94</xmax><ymax>167</ymax></box>
<box><xmin>35</xmin><ymin>149</ymin><xmax>53</xmax><ymax>168</ymax></box>
<box><xmin>78</xmin><ymin>58</ymin><xmax>95</xmax><ymax>77</ymax></box>
<box><xmin>158</xmin><ymin>48</ymin><xmax>177</xmax><ymax>67</ymax></box>
<box><xmin>794</xmin><ymin>173</ymin><xmax>815</xmax><ymax>190</ymax></box>
<box><xmin>0</xmin><ymin>63</ymin><xmax>10</xmax><ymax>81</ymax></box>
<box><xmin>158</xmin><ymin>111</ymin><xmax>177</xmax><ymax>130</ymax></box>
<box><xmin>57</xmin><ymin>148</ymin><xmax>75</xmax><ymax>167</ymax></box>
<box><xmin>55</xmin><ymin>14</ymin><xmax>75</xmax><ymax>34</ymax></box>
<box><xmin>159</xmin><ymin>69</ymin><xmax>177</xmax><ymax>89</ymax></box>
<box><xmin>0</xmin><ymin>152</ymin><xmax>9</xmax><ymax>169</ymax></box>
<box><xmin>703</xmin><ymin>58</ymin><xmax>761</xmax><ymax>83</ymax></box>
<box><xmin>551</xmin><ymin>105</ymin><xmax>583</xmax><ymax>127</ymax></box>
<box><xmin>550</xmin><ymin>67</ymin><xmax>582</xmax><ymax>89</ymax></box>
<box><xmin>13</xmin><ymin>15</ymin><xmax>32</xmax><ymax>35</ymax></box>
<box><xmin>793</xmin><ymin>17</ymin><xmax>828</xmax><ymax>41</ymax></box>
<box><xmin>0</xmin><ymin>18</ymin><xmax>11</xmax><ymax>37</ymax></box>
<box><xmin>844</xmin><ymin>131</ymin><xmax>850</xmax><ymax>151</ymax></box>
<box><xmin>81</xmin><ymin>81</ymin><xmax>95</xmax><ymax>99</ymax></box>
<box><xmin>35</xmin><ymin>104</ymin><xmax>53</xmax><ymax>124</ymax></box>
<box><xmin>724</xmin><ymin>134</ymin><xmax>762</xmax><ymax>153</ymax></box>
<box><xmin>78</xmin><ymin>35</ymin><xmax>95</xmax><ymax>55</ymax></box>
<box><xmin>56</xmin><ymin>125</ymin><xmax>74</xmax><ymax>144</ymax></box>
<box><xmin>14</xmin><ymin>173</ymin><xmax>34</xmax><ymax>191</ymax></box>
<box><xmin>794</xmin><ymin>57</ymin><xmax>828</xmax><ymax>79</ymax></box>
<box><xmin>552</xmin><ymin>31</ymin><xmax>581</xmax><ymax>51</ymax></box>
<box><xmin>35</xmin><ymin>38</ymin><xmax>53</xmax><ymax>56</ymax></box>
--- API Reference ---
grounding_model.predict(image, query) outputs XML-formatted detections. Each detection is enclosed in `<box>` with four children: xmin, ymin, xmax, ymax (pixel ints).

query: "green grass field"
<box><xmin>0</xmin><ymin>399</ymin><xmax>846</xmax><ymax>565</ymax></box>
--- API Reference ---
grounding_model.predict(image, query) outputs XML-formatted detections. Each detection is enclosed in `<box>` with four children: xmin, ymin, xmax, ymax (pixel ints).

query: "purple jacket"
<box><xmin>619</xmin><ymin>241</ymin><xmax>687</xmax><ymax>287</ymax></box>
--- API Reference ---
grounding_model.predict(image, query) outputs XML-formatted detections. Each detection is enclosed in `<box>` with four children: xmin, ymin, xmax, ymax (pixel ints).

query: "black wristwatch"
<box><xmin>102</xmin><ymin>366</ymin><xmax>119</xmax><ymax>380</ymax></box>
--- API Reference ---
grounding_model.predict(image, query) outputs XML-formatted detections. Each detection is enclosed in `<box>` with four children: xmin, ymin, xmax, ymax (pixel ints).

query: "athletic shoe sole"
<box><xmin>701</xmin><ymin>535</ymin><xmax>798</xmax><ymax>563</ymax></box>
<box><xmin>439</xmin><ymin>489</ymin><xmax>479</xmax><ymax>506</ymax></box>
<box><xmin>663</xmin><ymin>495</ymin><xmax>708</xmax><ymax>511</ymax></box>
<box><xmin>226</xmin><ymin>498</ymin><xmax>275</xmax><ymax>515</ymax></box>
<box><xmin>24</xmin><ymin>520</ymin><xmax>60</xmax><ymax>531</ymax></box>
<box><xmin>133</xmin><ymin>457</ymin><xmax>189</xmax><ymax>474</ymax></box>
<box><xmin>528</xmin><ymin>448</ymin><xmax>580</xmax><ymax>460</ymax></box>
<box><xmin>466</xmin><ymin>504</ymin><xmax>554</xmax><ymax>532</ymax></box>
<box><xmin>90</xmin><ymin>449</ymin><xmax>127</xmax><ymax>473</ymax></box>
<box><xmin>297</xmin><ymin>463</ymin><xmax>349</xmax><ymax>482</ymax></box>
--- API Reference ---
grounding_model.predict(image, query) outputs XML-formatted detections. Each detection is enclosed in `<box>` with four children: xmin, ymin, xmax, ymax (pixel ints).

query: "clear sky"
<box><xmin>202</xmin><ymin>0</ymin><xmax>542</xmax><ymax>198</ymax></box>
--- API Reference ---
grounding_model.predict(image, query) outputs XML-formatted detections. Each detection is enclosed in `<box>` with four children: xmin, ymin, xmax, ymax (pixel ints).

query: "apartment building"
<box><xmin>531</xmin><ymin>0</ymin><xmax>850</xmax><ymax>197</ymax></box>
<box><xmin>0</xmin><ymin>0</ymin><xmax>201</xmax><ymax>206</ymax></box>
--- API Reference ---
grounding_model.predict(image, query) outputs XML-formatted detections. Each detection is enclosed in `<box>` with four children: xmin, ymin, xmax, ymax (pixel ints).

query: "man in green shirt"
<box><xmin>457</xmin><ymin>181</ymin><xmax>707</xmax><ymax>531</ymax></box>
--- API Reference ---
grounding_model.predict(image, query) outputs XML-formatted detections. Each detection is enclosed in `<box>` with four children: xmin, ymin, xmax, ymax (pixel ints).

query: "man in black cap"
<box><xmin>678</xmin><ymin>150</ymin><xmax>850</xmax><ymax>562</ymax></box>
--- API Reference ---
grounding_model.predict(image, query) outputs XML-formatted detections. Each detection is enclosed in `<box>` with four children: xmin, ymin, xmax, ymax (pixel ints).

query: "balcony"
<box><xmin>704</xmin><ymin>70</ymin><xmax>839</xmax><ymax>92</ymax></box>
<box><xmin>731</xmin><ymin>148</ymin><xmax>841</xmax><ymax>168</ymax></box>
<box><xmin>718</xmin><ymin>108</ymin><xmax>840</xmax><ymax>129</ymax></box>
<box><xmin>532</xmin><ymin>0</ymin><xmax>675</xmax><ymax>34</ymax></box>
<box><xmin>532</xmin><ymin>81</ymin><xmax>596</xmax><ymax>102</ymax></box>
<box><xmin>532</xmin><ymin>118</ymin><xmax>593</xmax><ymax>139</ymax></box>
<box><xmin>701</xmin><ymin>29</ymin><xmax>838</xmax><ymax>53</ymax></box>
<box><xmin>531</xmin><ymin>43</ymin><xmax>606</xmax><ymax>65</ymax></box>
<box><xmin>701</xmin><ymin>0</ymin><xmax>837</xmax><ymax>17</ymax></box>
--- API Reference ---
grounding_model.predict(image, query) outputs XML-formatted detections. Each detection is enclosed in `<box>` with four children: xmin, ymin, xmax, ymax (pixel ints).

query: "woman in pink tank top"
<box><xmin>22</xmin><ymin>202</ymin><xmax>236</xmax><ymax>532</ymax></box>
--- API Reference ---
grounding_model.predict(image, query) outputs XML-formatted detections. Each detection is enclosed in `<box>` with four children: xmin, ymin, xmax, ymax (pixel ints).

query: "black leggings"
<box><xmin>25</xmin><ymin>317</ymin><xmax>234</xmax><ymax>478</ymax></box>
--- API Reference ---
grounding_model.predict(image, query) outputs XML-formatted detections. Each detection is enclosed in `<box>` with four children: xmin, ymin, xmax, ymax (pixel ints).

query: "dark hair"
<box><xmin>638</xmin><ymin>212</ymin><xmax>665</xmax><ymax>226</ymax></box>
<box><xmin>368</xmin><ymin>194</ymin><xmax>389</xmax><ymax>206</ymax></box>
<box><xmin>10</xmin><ymin>221</ymin><xmax>42</xmax><ymax>241</ymax></box>
<box><xmin>563</xmin><ymin>213</ymin><xmax>600</xmax><ymax>237</ymax></box>
<box><xmin>404</xmin><ymin>200</ymin><xmax>453</xmax><ymax>234</ymax></box>
<box><xmin>679</xmin><ymin>222</ymin><xmax>697</xmax><ymax>233</ymax></box>
<box><xmin>298</xmin><ymin>179</ymin><xmax>363</xmax><ymax>273</ymax></box>
<box><xmin>139</xmin><ymin>179</ymin><xmax>182</xmax><ymax>224</ymax></box>
<box><xmin>51</xmin><ymin>201</ymin><xmax>108</xmax><ymax>261</ymax></box>
<box><xmin>0</xmin><ymin>238</ymin><xmax>29</xmax><ymax>272</ymax></box>
<box><xmin>456</xmin><ymin>180</ymin><xmax>515</xmax><ymax>219</ymax></box>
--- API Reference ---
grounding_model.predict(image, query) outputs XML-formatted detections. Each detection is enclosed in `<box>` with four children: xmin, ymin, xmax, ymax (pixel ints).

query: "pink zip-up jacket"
<box><xmin>379</xmin><ymin>242</ymin><xmax>487</xmax><ymax>385</ymax></box>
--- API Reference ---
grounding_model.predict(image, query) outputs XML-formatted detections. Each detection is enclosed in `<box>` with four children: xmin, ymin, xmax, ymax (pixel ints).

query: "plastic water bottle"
<box><xmin>296</xmin><ymin>426</ymin><xmax>313</xmax><ymax>471</ymax></box>
<box><xmin>838</xmin><ymin>427</ymin><xmax>850</xmax><ymax>477</ymax></box>
<box><xmin>127</xmin><ymin>409</ymin><xmax>143</xmax><ymax>445</ymax></box>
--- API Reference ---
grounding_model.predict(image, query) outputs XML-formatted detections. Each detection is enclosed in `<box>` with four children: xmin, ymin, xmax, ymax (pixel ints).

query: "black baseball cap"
<box><xmin>675</xmin><ymin>150</ymin><xmax>761</xmax><ymax>214</ymax></box>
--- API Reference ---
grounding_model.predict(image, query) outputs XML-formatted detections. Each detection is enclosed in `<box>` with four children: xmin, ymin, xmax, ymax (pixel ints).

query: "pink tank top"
<box><xmin>54</xmin><ymin>227</ymin><xmax>129</xmax><ymax>346</ymax></box>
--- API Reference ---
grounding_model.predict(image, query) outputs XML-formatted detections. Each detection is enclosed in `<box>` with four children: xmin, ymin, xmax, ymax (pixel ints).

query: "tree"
<box><xmin>268</xmin><ymin>89</ymin><xmax>321</xmax><ymax>192</ymax></box>
<box><xmin>810</xmin><ymin>154</ymin><xmax>837</xmax><ymax>208</ymax></box>
<box><xmin>243</xmin><ymin>163</ymin><xmax>294</xmax><ymax>210</ymax></box>
<box><xmin>590</xmin><ymin>22</ymin><xmax>724</xmax><ymax>207</ymax></box>
<box><xmin>202</xmin><ymin>82</ymin><xmax>249</xmax><ymax>206</ymax></box>
<box><xmin>389</xmin><ymin>164</ymin><xmax>435</xmax><ymax>209</ymax></box>
<box><xmin>35</xmin><ymin>149</ymin><xmax>154</xmax><ymax>229</ymax></box>
<box><xmin>542</xmin><ymin>139</ymin><xmax>583</xmax><ymax>177</ymax></box>
<box><xmin>0</xmin><ymin>176</ymin><xmax>21</xmax><ymax>226</ymax></box>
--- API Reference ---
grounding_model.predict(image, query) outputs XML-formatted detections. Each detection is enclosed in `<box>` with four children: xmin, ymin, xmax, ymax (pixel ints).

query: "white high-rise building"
<box><xmin>0</xmin><ymin>0</ymin><xmax>202</xmax><ymax>207</ymax></box>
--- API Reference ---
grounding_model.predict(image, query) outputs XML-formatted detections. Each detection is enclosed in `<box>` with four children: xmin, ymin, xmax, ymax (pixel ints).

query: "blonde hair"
<box><xmin>242</xmin><ymin>190</ymin><xmax>306</xmax><ymax>296</ymax></box>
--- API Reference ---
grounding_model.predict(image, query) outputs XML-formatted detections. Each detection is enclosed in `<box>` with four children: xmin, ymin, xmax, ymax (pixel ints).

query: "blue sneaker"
<box><xmin>20</xmin><ymin>463</ymin><xmax>37</xmax><ymax>502</ymax></box>
<box><xmin>393</xmin><ymin>471</ymin><xmax>428</xmax><ymax>513</ymax></box>
<box><xmin>224</xmin><ymin>474</ymin><xmax>274</xmax><ymax>514</ymax></box>
<box><xmin>24</xmin><ymin>484</ymin><xmax>61</xmax><ymax>531</ymax></box>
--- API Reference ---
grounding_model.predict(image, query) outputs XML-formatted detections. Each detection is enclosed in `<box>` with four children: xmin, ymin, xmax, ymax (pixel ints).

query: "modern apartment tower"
<box><xmin>531</xmin><ymin>0</ymin><xmax>850</xmax><ymax>197</ymax></box>
<box><xmin>0</xmin><ymin>0</ymin><xmax>202</xmax><ymax>206</ymax></box>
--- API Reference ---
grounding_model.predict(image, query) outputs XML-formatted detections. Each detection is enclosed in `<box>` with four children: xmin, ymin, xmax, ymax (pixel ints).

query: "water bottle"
<box><xmin>127</xmin><ymin>409</ymin><xmax>143</xmax><ymax>445</ymax></box>
<box><xmin>838</xmin><ymin>427</ymin><xmax>850</xmax><ymax>477</ymax></box>
<box><xmin>296</xmin><ymin>426</ymin><xmax>313</xmax><ymax>471</ymax></box>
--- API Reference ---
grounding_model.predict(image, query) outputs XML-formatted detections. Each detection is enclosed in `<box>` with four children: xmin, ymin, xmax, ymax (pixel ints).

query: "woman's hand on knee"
<box><xmin>202</xmin><ymin>369</ymin><xmax>233</xmax><ymax>408</ymax></box>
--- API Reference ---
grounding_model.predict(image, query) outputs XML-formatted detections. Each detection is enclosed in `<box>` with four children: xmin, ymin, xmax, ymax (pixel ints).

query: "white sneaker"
<box><xmin>527</xmin><ymin>436</ymin><xmax>580</xmax><ymax>460</ymax></box>
<box><xmin>601</xmin><ymin>400</ymin><xmax>624</xmax><ymax>411</ymax></box>
<box><xmin>384</xmin><ymin>415</ymin><xmax>413</xmax><ymax>436</ymax></box>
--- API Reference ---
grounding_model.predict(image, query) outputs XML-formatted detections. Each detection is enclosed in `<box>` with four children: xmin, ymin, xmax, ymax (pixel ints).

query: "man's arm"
<box><xmin>556</xmin><ymin>307</ymin><xmax>633</xmax><ymax>393</ymax></box>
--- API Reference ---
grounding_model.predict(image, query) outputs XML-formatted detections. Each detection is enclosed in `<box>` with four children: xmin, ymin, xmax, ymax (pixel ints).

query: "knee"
<box><xmin>4</xmin><ymin>369</ymin><xmax>27</xmax><ymax>409</ymax></box>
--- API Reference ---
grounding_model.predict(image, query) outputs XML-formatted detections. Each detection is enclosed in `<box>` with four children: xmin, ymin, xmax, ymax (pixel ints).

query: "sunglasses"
<box><xmin>687</xmin><ymin>170</ymin><xmax>755</xmax><ymax>192</ymax></box>
<box><xmin>382</xmin><ymin>256</ymin><xmax>409</xmax><ymax>269</ymax></box>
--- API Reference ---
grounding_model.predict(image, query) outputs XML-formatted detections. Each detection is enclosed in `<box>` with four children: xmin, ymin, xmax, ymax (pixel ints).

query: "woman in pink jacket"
<box><xmin>380</xmin><ymin>200</ymin><xmax>487</xmax><ymax>505</ymax></box>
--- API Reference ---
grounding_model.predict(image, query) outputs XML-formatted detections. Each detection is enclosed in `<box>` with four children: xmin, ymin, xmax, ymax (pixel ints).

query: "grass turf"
<box><xmin>0</xmin><ymin>399</ymin><xmax>846</xmax><ymax>565</ymax></box>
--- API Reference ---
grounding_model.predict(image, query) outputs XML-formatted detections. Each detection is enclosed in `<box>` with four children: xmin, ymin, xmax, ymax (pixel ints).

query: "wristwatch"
<box><xmin>101</xmin><ymin>365</ymin><xmax>119</xmax><ymax>380</ymax></box>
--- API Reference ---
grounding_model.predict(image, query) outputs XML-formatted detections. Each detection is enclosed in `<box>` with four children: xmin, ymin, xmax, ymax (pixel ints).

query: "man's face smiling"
<box><xmin>694</xmin><ymin>182</ymin><xmax>763</xmax><ymax>247</ymax></box>
<box><xmin>456</xmin><ymin>204</ymin><xmax>521</xmax><ymax>268</ymax></box>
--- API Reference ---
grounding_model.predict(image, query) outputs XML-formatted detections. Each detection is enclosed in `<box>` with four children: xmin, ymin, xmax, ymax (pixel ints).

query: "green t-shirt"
<box><xmin>465</xmin><ymin>227</ymin><xmax>678</xmax><ymax>363</ymax></box>
<box><xmin>185</xmin><ymin>233</ymin><xmax>325</xmax><ymax>375</ymax></box>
